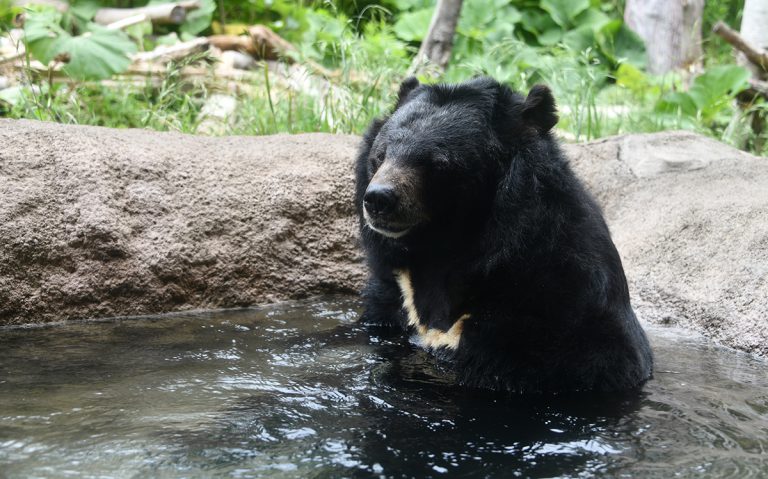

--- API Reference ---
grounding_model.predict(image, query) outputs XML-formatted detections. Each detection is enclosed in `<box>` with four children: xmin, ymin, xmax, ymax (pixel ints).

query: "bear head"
<box><xmin>359</xmin><ymin>76</ymin><xmax>558</xmax><ymax>241</ymax></box>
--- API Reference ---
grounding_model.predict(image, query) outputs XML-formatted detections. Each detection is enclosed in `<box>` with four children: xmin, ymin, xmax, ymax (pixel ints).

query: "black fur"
<box><xmin>355</xmin><ymin>77</ymin><xmax>653</xmax><ymax>393</ymax></box>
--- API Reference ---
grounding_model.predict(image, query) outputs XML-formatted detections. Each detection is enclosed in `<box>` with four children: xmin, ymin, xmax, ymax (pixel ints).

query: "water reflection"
<box><xmin>0</xmin><ymin>297</ymin><xmax>766</xmax><ymax>478</ymax></box>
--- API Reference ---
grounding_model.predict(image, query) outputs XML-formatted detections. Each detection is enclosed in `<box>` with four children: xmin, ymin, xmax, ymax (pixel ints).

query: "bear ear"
<box><xmin>522</xmin><ymin>84</ymin><xmax>558</xmax><ymax>134</ymax></box>
<box><xmin>394</xmin><ymin>77</ymin><xmax>420</xmax><ymax>110</ymax></box>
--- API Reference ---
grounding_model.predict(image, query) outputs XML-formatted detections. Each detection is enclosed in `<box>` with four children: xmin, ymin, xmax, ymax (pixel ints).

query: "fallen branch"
<box><xmin>94</xmin><ymin>2</ymin><xmax>200</xmax><ymax>26</ymax></box>
<box><xmin>208</xmin><ymin>34</ymin><xmax>258</xmax><ymax>57</ymax></box>
<box><xmin>13</xmin><ymin>1</ymin><xmax>201</xmax><ymax>27</ymax></box>
<box><xmin>248</xmin><ymin>25</ymin><xmax>296</xmax><ymax>60</ymax></box>
<box><xmin>209</xmin><ymin>25</ymin><xmax>298</xmax><ymax>61</ymax></box>
<box><xmin>713</xmin><ymin>21</ymin><xmax>768</xmax><ymax>73</ymax></box>
<box><xmin>0</xmin><ymin>51</ymin><xmax>25</xmax><ymax>66</ymax></box>
<box><xmin>207</xmin><ymin>25</ymin><xmax>335</xmax><ymax>78</ymax></box>
<box><xmin>105</xmin><ymin>13</ymin><xmax>149</xmax><ymax>31</ymax></box>
<box><xmin>132</xmin><ymin>37</ymin><xmax>210</xmax><ymax>63</ymax></box>
<box><xmin>750</xmin><ymin>78</ymin><xmax>768</xmax><ymax>96</ymax></box>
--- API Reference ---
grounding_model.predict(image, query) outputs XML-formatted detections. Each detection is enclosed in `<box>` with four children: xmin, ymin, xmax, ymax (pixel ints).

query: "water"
<box><xmin>0</xmin><ymin>297</ymin><xmax>766</xmax><ymax>479</ymax></box>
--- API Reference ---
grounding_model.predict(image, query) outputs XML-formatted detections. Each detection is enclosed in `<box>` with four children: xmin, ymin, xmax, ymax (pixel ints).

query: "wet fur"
<box><xmin>355</xmin><ymin>77</ymin><xmax>653</xmax><ymax>393</ymax></box>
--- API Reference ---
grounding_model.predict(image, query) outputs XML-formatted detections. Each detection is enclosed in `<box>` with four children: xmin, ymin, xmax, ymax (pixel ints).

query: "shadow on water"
<box><xmin>1</xmin><ymin>296</ymin><xmax>767</xmax><ymax>478</ymax></box>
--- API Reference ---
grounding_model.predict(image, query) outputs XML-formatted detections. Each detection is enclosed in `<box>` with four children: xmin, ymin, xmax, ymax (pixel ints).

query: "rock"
<box><xmin>566</xmin><ymin>131</ymin><xmax>767</xmax><ymax>357</ymax></box>
<box><xmin>0</xmin><ymin>121</ymin><xmax>765</xmax><ymax>358</ymax></box>
<box><xmin>195</xmin><ymin>94</ymin><xmax>237</xmax><ymax>135</ymax></box>
<box><xmin>0</xmin><ymin>119</ymin><xmax>365</xmax><ymax>326</ymax></box>
<box><xmin>219</xmin><ymin>50</ymin><xmax>257</xmax><ymax>70</ymax></box>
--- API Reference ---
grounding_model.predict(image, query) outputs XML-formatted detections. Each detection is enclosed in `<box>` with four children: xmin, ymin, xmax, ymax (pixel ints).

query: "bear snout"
<box><xmin>363</xmin><ymin>184</ymin><xmax>399</xmax><ymax>216</ymax></box>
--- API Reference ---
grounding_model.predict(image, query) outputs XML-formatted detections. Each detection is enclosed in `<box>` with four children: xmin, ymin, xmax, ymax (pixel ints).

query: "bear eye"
<box><xmin>369</xmin><ymin>153</ymin><xmax>385</xmax><ymax>171</ymax></box>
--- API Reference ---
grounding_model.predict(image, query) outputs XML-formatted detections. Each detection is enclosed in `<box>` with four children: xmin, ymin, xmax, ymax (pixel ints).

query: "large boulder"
<box><xmin>567</xmin><ymin>131</ymin><xmax>768</xmax><ymax>356</ymax></box>
<box><xmin>0</xmin><ymin>119</ymin><xmax>365</xmax><ymax>325</ymax></box>
<box><xmin>0</xmin><ymin>120</ymin><xmax>766</xmax><ymax>357</ymax></box>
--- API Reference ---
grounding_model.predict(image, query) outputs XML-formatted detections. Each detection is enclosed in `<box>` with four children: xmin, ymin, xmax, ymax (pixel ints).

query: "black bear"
<box><xmin>355</xmin><ymin>76</ymin><xmax>653</xmax><ymax>393</ymax></box>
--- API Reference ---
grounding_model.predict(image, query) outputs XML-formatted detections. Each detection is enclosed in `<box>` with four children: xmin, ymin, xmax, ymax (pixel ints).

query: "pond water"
<box><xmin>1</xmin><ymin>297</ymin><xmax>766</xmax><ymax>478</ymax></box>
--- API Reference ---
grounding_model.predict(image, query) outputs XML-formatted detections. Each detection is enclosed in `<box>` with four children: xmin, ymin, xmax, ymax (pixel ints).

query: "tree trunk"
<box><xmin>409</xmin><ymin>0</ymin><xmax>463</xmax><ymax>77</ymax></box>
<box><xmin>624</xmin><ymin>0</ymin><xmax>704</xmax><ymax>75</ymax></box>
<box><xmin>739</xmin><ymin>0</ymin><xmax>768</xmax><ymax>152</ymax></box>
<box><xmin>739</xmin><ymin>0</ymin><xmax>768</xmax><ymax>81</ymax></box>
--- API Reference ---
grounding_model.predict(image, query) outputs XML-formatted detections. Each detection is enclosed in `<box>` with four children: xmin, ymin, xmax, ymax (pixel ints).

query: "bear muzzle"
<box><xmin>363</xmin><ymin>163</ymin><xmax>426</xmax><ymax>239</ymax></box>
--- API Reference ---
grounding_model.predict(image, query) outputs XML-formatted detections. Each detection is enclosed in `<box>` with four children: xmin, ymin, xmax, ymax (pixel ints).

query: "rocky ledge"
<box><xmin>1</xmin><ymin>120</ymin><xmax>766</xmax><ymax>356</ymax></box>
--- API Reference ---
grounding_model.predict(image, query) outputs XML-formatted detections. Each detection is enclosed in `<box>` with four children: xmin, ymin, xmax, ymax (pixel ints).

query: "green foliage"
<box><xmin>0</xmin><ymin>0</ymin><xmax>21</xmax><ymax>32</ymax></box>
<box><xmin>1</xmin><ymin>0</ymin><xmax>763</xmax><ymax>157</ymax></box>
<box><xmin>23</xmin><ymin>7</ymin><xmax>136</xmax><ymax>80</ymax></box>
<box><xmin>391</xmin><ymin>0</ymin><xmax>643</xmax><ymax>73</ymax></box>
<box><xmin>702</xmin><ymin>0</ymin><xmax>744</xmax><ymax>64</ymax></box>
<box><xmin>656</xmin><ymin>65</ymin><xmax>750</xmax><ymax>125</ymax></box>
<box><xmin>540</xmin><ymin>0</ymin><xmax>589</xmax><ymax>28</ymax></box>
<box><xmin>393</xmin><ymin>7</ymin><xmax>431</xmax><ymax>42</ymax></box>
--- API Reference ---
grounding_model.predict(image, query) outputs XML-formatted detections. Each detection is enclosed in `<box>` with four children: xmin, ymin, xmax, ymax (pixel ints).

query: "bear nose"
<box><xmin>364</xmin><ymin>184</ymin><xmax>398</xmax><ymax>216</ymax></box>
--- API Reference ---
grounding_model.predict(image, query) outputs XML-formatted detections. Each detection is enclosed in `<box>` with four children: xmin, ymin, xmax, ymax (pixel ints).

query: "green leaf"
<box><xmin>69</xmin><ymin>0</ymin><xmax>99</xmax><ymax>23</ymax></box>
<box><xmin>148</xmin><ymin>0</ymin><xmax>215</xmax><ymax>36</ymax></box>
<box><xmin>23</xmin><ymin>8</ymin><xmax>67</xmax><ymax>63</ymax></box>
<box><xmin>688</xmin><ymin>65</ymin><xmax>750</xmax><ymax>121</ymax></box>
<box><xmin>520</xmin><ymin>9</ymin><xmax>557</xmax><ymax>36</ymax></box>
<box><xmin>615</xmin><ymin>63</ymin><xmax>656</xmax><ymax>96</ymax></box>
<box><xmin>655</xmin><ymin>66</ymin><xmax>750</xmax><ymax>123</ymax></box>
<box><xmin>57</xmin><ymin>26</ymin><xmax>136</xmax><ymax>80</ymax></box>
<box><xmin>0</xmin><ymin>85</ymin><xmax>24</xmax><ymax>107</ymax></box>
<box><xmin>656</xmin><ymin>91</ymin><xmax>698</xmax><ymax>117</ymax></box>
<box><xmin>540</xmin><ymin>0</ymin><xmax>590</xmax><ymax>28</ymax></box>
<box><xmin>538</xmin><ymin>27</ymin><xmax>562</xmax><ymax>45</ymax></box>
<box><xmin>596</xmin><ymin>20</ymin><xmax>646</xmax><ymax>68</ymax></box>
<box><xmin>180</xmin><ymin>0</ymin><xmax>215</xmax><ymax>36</ymax></box>
<box><xmin>24</xmin><ymin>9</ymin><xmax>136</xmax><ymax>81</ymax></box>
<box><xmin>393</xmin><ymin>0</ymin><xmax>433</xmax><ymax>9</ymax></box>
<box><xmin>573</xmin><ymin>7</ymin><xmax>611</xmax><ymax>31</ymax></box>
<box><xmin>457</xmin><ymin>0</ymin><xmax>519</xmax><ymax>44</ymax></box>
<box><xmin>562</xmin><ymin>24</ymin><xmax>594</xmax><ymax>52</ymax></box>
<box><xmin>393</xmin><ymin>7</ymin><xmax>433</xmax><ymax>42</ymax></box>
<box><xmin>125</xmin><ymin>18</ymin><xmax>153</xmax><ymax>46</ymax></box>
<box><xmin>689</xmin><ymin>65</ymin><xmax>751</xmax><ymax>103</ymax></box>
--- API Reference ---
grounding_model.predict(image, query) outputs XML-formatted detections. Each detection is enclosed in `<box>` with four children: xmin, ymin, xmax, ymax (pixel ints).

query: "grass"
<box><xmin>1</xmin><ymin>3</ymin><xmax>766</xmax><ymax>157</ymax></box>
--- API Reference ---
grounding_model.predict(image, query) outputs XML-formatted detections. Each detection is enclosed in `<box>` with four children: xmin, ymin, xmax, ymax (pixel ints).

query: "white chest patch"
<box><xmin>393</xmin><ymin>269</ymin><xmax>469</xmax><ymax>351</ymax></box>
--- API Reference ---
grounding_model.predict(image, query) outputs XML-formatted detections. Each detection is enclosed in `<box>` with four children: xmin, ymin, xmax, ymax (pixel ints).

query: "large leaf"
<box><xmin>24</xmin><ymin>9</ymin><xmax>136</xmax><ymax>80</ymax></box>
<box><xmin>540</xmin><ymin>0</ymin><xmax>590</xmax><ymax>28</ymax></box>
<box><xmin>596</xmin><ymin>19</ymin><xmax>646</xmax><ymax>68</ymax></box>
<box><xmin>655</xmin><ymin>91</ymin><xmax>698</xmax><ymax>117</ymax></box>
<box><xmin>0</xmin><ymin>85</ymin><xmax>24</xmax><ymax>107</ymax></box>
<box><xmin>57</xmin><ymin>26</ymin><xmax>136</xmax><ymax>80</ymax></box>
<box><xmin>573</xmin><ymin>7</ymin><xmax>611</xmax><ymax>31</ymax></box>
<box><xmin>519</xmin><ymin>8</ymin><xmax>561</xmax><ymax>46</ymax></box>
<box><xmin>688</xmin><ymin>65</ymin><xmax>750</xmax><ymax>121</ymax></box>
<box><xmin>148</xmin><ymin>0</ymin><xmax>215</xmax><ymax>36</ymax></box>
<box><xmin>457</xmin><ymin>0</ymin><xmax>519</xmax><ymax>45</ymax></box>
<box><xmin>688</xmin><ymin>65</ymin><xmax>751</xmax><ymax>106</ymax></box>
<box><xmin>69</xmin><ymin>0</ymin><xmax>100</xmax><ymax>24</ymax></box>
<box><xmin>180</xmin><ymin>0</ymin><xmax>215</xmax><ymax>36</ymax></box>
<box><xmin>561</xmin><ymin>24</ymin><xmax>594</xmax><ymax>52</ymax></box>
<box><xmin>393</xmin><ymin>7</ymin><xmax>433</xmax><ymax>42</ymax></box>
<box><xmin>656</xmin><ymin>66</ymin><xmax>750</xmax><ymax>123</ymax></box>
<box><xmin>23</xmin><ymin>8</ymin><xmax>67</xmax><ymax>63</ymax></box>
<box><xmin>561</xmin><ymin>8</ymin><xmax>610</xmax><ymax>53</ymax></box>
